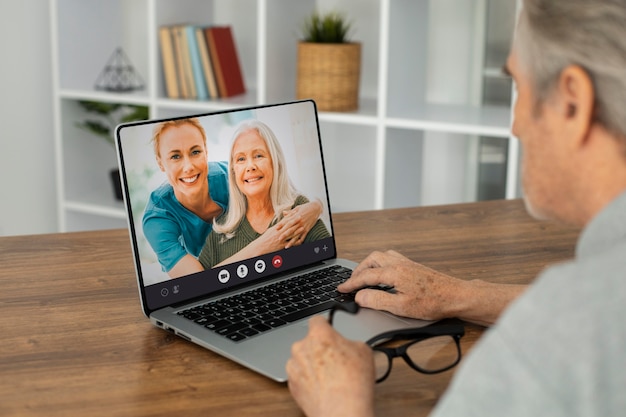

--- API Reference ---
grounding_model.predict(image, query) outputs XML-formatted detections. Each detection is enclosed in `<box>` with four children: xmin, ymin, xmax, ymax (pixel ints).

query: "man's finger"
<box><xmin>354</xmin><ymin>287</ymin><xmax>398</xmax><ymax>314</ymax></box>
<box><xmin>338</xmin><ymin>265</ymin><xmax>397</xmax><ymax>292</ymax></box>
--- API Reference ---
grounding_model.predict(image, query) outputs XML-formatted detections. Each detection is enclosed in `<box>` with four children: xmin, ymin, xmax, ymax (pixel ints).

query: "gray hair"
<box><xmin>515</xmin><ymin>0</ymin><xmax>626</xmax><ymax>146</ymax></box>
<box><xmin>213</xmin><ymin>119</ymin><xmax>299</xmax><ymax>238</ymax></box>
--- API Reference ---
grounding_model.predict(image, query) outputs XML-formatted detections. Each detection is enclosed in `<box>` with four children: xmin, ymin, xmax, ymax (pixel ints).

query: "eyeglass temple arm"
<box><xmin>366</xmin><ymin>322</ymin><xmax>465</xmax><ymax>346</ymax></box>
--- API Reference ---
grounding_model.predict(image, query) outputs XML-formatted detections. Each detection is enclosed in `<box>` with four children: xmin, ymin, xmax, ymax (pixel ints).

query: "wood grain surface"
<box><xmin>0</xmin><ymin>199</ymin><xmax>579</xmax><ymax>417</ymax></box>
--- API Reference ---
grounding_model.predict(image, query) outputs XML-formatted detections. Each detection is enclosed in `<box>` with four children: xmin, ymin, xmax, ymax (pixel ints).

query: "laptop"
<box><xmin>115</xmin><ymin>99</ymin><xmax>429</xmax><ymax>382</ymax></box>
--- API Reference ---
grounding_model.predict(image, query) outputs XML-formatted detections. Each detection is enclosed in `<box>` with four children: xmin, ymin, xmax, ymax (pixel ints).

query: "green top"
<box><xmin>198</xmin><ymin>195</ymin><xmax>330</xmax><ymax>269</ymax></box>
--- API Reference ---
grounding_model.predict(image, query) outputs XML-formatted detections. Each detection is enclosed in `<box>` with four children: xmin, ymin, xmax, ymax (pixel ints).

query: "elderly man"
<box><xmin>286</xmin><ymin>0</ymin><xmax>626</xmax><ymax>415</ymax></box>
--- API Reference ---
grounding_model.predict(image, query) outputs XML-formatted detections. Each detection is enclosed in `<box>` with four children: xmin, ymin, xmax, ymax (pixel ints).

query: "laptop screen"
<box><xmin>116</xmin><ymin>100</ymin><xmax>337</xmax><ymax>314</ymax></box>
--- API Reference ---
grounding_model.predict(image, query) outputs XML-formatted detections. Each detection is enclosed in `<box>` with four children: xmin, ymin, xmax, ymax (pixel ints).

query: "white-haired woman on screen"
<box><xmin>198</xmin><ymin>119</ymin><xmax>329</xmax><ymax>269</ymax></box>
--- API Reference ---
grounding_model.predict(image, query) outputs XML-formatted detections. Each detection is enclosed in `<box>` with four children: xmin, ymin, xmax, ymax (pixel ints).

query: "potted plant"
<box><xmin>75</xmin><ymin>100</ymin><xmax>149</xmax><ymax>200</ymax></box>
<box><xmin>296</xmin><ymin>11</ymin><xmax>361</xmax><ymax>112</ymax></box>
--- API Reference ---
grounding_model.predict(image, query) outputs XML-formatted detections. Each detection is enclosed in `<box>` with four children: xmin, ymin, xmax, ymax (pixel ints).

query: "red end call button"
<box><xmin>272</xmin><ymin>255</ymin><xmax>283</xmax><ymax>268</ymax></box>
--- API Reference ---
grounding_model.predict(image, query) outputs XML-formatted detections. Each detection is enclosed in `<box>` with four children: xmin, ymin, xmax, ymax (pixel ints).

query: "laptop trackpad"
<box><xmin>332</xmin><ymin>307</ymin><xmax>432</xmax><ymax>342</ymax></box>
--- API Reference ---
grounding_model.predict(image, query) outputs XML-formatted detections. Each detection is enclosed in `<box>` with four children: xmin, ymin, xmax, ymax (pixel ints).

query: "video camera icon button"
<box><xmin>218</xmin><ymin>269</ymin><xmax>231</xmax><ymax>284</ymax></box>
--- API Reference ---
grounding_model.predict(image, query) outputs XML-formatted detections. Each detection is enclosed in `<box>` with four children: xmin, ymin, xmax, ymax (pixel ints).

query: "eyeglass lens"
<box><xmin>372</xmin><ymin>335</ymin><xmax>460</xmax><ymax>382</ymax></box>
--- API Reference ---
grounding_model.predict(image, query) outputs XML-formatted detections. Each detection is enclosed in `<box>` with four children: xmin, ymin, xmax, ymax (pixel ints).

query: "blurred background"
<box><xmin>0</xmin><ymin>0</ymin><xmax>517</xmax><ymax>236</ymax></box>
<box><xmin>0</xmin><ymin>0</ymin><xmax>56</xmax><ymax>236</ymax></box>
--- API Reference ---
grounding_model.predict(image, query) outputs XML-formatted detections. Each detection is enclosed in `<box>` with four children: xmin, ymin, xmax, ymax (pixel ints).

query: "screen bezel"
<box><xmin>115</xmin><ymin>99</ymin><xmax>338</xmax><ymax>316</ymax></box>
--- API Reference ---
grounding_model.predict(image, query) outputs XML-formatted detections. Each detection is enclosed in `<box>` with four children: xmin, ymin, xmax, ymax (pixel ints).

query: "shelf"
<box><xmin>317</xmin><ymin>97</ymin><xmax>378</xmax><ymax>124</ymax></box>
<box><xmin>59</xmin><ymin>89</ymin><xmax>151</xmax><ymax>105</ymax></box>
<box><xmin>483</xmin><ymin>66</ymin><xmax>509</xmax><ymax>79</ymax></box>
<box><xmin>64</xmin><ymin>177</ymin><xmax>126</xmax><ymax>218</ymax></box>
<box><xmin>64</xmin><ymin>211</ymin><xmax>128</xmax><ymax>232</ymax></box>
<box><xmin>153</xmin><ymin>89</ymin><xmax>260</xmax><ymax>114</ymax></box>
<box><xmin>387</xmin><ymin>103</ymin><xmax>511</xmax><ymax>137</ymax></box>
<box><xmin>51</xmin><ymin>0</ymin><xmax>518</xmax><ymax>231</ymax></box>
<box><xmin>65</xmin><ymin>199</ymin><xmax>126</xmax><ymax>219</ymax></box>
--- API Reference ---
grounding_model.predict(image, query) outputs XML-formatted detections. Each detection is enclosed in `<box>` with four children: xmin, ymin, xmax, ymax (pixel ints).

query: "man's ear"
<box><xmin>557</xmin><ymin>65</ymin><xmax>595</xmax><ymax>147</ymax></box>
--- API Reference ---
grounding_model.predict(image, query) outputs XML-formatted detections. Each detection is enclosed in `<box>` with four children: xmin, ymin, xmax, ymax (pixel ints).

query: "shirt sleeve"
<box><xmin>143</xmin><ymin>206</ymin><xmax>188</xmax><ymax>273</ymax></box>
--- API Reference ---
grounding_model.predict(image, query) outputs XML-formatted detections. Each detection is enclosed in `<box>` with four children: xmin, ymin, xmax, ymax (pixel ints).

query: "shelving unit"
<box><xmin>50</xmin><ymin>0</ymin><xmax>518</xmax><ymax>232</ymax></box>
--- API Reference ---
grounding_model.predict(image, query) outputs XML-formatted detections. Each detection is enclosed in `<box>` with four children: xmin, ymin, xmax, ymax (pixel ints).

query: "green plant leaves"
<box><xmin>75</xmin><ymin>100</ymin><xmax>149</xmax><ymax>147</ymax></box>
<box><xmin>302</xmin><ymin>11</ymin><xmax>353</xmax><ymax>43</ymax></box>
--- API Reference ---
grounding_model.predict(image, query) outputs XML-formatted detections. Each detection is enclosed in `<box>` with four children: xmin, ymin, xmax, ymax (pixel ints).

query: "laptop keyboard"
<box><xmin>177</xmin><ymin>265</ymin><xmax>354</xmax><ymax>342</ymax></box>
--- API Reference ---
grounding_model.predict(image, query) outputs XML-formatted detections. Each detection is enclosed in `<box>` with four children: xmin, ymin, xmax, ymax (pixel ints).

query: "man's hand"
<box><xmin>339</xmin><ymin>250</ymin><xmax>526</xmax><ymax>326</ymax></box>
<box><xmin>286</xmin><ymin>316</ymin><xmax>375</xmax><ymax>417</ymax></box>
<box><xmin>338</xmin><ymin>250</ymin><xmax>465</xmax><ymax>321</ymax></box>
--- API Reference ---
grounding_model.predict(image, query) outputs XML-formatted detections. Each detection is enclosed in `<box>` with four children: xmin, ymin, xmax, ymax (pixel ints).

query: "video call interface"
<box><xmin>117</xmin><ymin>101</ymin><xmax>336</xmax><ymax>311</ymax></box>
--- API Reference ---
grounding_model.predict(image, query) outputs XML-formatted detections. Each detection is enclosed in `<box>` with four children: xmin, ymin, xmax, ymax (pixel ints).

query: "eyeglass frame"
<box><xmin>367</xmin><ymin>323</ymin><xmax>464</xmax><ymax>382</ymax></box>
<box><xmin>328</xmin><ymin>302</ymin><xmax>465</xmax><ymax>383</ymax></box>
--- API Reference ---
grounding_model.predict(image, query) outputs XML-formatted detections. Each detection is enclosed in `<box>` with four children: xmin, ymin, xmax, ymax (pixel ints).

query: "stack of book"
<box><xmin>158</xmin><ymin>25</ymin><xmax>246</xmax><ymax>100</ymax></box>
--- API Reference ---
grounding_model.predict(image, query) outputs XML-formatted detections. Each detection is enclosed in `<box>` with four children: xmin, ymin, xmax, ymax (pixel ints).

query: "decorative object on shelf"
<box><xmin>75</xmin><ymin>101</ymin><xmax>149</xmax><ymax>200</ymax></box>
<box><xmin>95</xmin><ymin>48</ymin><xmax>145</xmax><ymax>92</ymax></box>
<box><xmin>296</xmin><ymin>11</ymin><xmax>361</xmax><ymax>112</ymax></box>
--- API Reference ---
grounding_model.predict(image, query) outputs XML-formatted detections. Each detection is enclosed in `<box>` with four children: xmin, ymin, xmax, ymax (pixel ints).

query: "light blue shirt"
<box><xmin>142</xmin><ymin>161</ymin><xmax>229</xmax><ymax>272</ymax></box>
<box><xmin>432</xmin><ymin>191</ymin><xmax>626</xmax><ymax>416</ymax></box>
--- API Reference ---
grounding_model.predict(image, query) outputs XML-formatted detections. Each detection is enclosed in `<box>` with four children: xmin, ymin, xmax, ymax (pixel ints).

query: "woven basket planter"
<box><xmin>296</xmin><ymin>42</ymin><xmax>361</xmax><ymax>112</ymax></box>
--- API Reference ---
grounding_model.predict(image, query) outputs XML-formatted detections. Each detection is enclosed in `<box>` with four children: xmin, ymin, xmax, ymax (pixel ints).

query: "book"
<box><xmin>195</xmin><ymin>26</ymin><xmax>219</xmax><ymax>99</ymax></box>
<box><xmin>205</xmin><ymin>26</ymin><xmax>246</xmax><ymax>97</ymax></box>
<box><xmin>172</xmin><ymin>25</ymin><xmax>198</xmax><ymax>99</ymax></box>
<box><xmin>170</xmin><ymin>25</ymin><xmax>190</xmax><ymax>99</ymax></box>
<box><xmin>185</xmin><ymin>25</ymin><xmax>208</xmax><ymax>100</ymax></box>
<box><xmin>178</xmin><ymin>25</ymin><xmax>197</xmax><ymax>99</ymax></box>
<box><xmin>158</xmin><ymin>26</ymin><xmax>179</xmax><ymax>98</ymax></box>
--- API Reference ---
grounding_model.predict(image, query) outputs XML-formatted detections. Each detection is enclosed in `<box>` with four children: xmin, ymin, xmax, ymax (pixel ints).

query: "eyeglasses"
<box><xmin>328</xmin><ymin>302</ymin><xmax>464</xmax><ymax>383</ymax></box>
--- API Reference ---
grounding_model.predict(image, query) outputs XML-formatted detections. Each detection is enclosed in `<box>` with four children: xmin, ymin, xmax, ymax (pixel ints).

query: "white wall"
<box><xmin>0</xmin><ymin>0</ymin><xmax>57</xmax><ymax>235</ymax></box>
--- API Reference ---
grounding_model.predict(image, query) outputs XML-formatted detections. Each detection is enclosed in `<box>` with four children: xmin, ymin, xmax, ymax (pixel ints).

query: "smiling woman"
<box><xmin>231</xmin><ymin>128</ymin><xmax>276</xmax><ymax>233</ymax></box>
<box><xmin>198</xmin><ymin>119</ymin><xmax>330</xmax><ymax>269</ymax></box>
<box><xmin>142</xmin><ymin>118</ymin><xmax>230</xmax><ymax>279</ymax></box>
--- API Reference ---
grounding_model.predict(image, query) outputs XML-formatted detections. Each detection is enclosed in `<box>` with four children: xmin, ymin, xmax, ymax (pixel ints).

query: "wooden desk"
<box><xmin>0</xmin><ymin>200</ymin><xmax>579</xmax><ymax>417</ymax></box>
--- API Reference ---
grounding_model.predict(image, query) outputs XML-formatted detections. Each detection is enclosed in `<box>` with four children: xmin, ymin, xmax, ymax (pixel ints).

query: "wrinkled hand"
<box><xmin>338</xmin><ymin>250</ymin><xmax>467</xmax><ymax>321</ymax></box>
<box><xmin>276</xmin><ymin>200</ymin><xmax>323</xmax><ymax>248</ymax></box>
<box><xmin>287</xmin><ymin>316</ymin><xmax>375</xmax><ymax>417</ymax></box>
<box><xmin>251</xmin><ymin>222</ymin><xmax>295</xmax><ymax>253</ymax></box>
<box><xmin>216</xmin><ymin>200</ymin><xmax>323</xmax><ymax>267</ymax></box>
